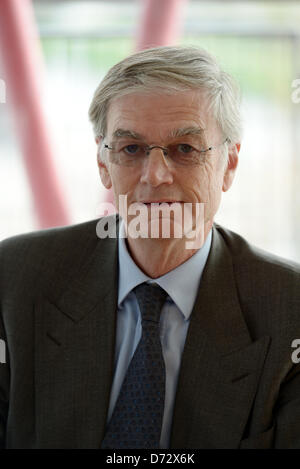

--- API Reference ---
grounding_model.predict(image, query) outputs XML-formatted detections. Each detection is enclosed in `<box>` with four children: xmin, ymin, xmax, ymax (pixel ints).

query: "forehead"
<box><xmin>106</xmin><ymin>89</ymin><xmax>218</xmax><ymax>140</ymax></box>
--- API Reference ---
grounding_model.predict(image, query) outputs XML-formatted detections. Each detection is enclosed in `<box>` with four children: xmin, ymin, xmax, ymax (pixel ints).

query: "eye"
<box><xmin>177</xmin><ymin>143</ymin><xmax>194</xmax><ymax>154</ymax></box>
<box><xmin>123</xmin><ymin>144</ymin><xmax>140</xmax><ymax>155</ymax></box>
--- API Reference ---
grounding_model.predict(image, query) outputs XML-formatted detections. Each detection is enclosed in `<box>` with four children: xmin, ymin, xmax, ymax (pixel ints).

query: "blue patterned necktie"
<box><xmin>101</xmin><ymin>282</ymin><xmax>168</xmax><ymax>449</ymax></box>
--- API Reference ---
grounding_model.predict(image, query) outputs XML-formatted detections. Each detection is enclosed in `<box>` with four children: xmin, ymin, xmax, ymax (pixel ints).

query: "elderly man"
<box><xmin>1</xmin><ymin>46</ymin><xmax>300</xmax><ymax>449</ymax></box>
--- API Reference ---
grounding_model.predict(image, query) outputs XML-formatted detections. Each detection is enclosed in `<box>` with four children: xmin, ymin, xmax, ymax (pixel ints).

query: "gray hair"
<box><xmin>88</xmin><ymin>45</ymin><xmax>242</xmax><ymax>145</ymax></box>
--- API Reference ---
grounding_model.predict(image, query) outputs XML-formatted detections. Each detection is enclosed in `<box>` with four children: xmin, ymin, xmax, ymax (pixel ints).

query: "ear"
<box><xmin>222</xmin><ymin>142</ymin><xmax>240</xmax><ymax>192</ymax></box>
<box><xmin>95</xmin><ymin>136</ymin><xmax>112</xmax><ymax>190</ymax></box>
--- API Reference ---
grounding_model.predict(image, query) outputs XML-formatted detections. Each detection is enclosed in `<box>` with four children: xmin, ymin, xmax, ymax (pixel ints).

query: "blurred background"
<box><xmin>0</xmin><ymin>0</ymin><xmax>300</xmax><ymax>260</ymax></box>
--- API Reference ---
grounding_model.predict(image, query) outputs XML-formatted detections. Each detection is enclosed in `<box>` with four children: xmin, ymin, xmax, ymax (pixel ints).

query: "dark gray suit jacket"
<box><xmin>1</xmin><ymin>215</ymin><xmax>300</xmax><ymax>448</ymax></box>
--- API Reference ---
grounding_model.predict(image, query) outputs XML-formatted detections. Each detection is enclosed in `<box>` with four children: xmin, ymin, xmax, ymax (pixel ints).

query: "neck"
<box><xmin>125</xmin><ymin>220</ymin><xmax>213</xmax><ymax>278</ymax></box>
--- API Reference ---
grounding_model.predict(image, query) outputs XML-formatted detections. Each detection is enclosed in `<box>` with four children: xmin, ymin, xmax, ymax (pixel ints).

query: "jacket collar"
<box><xmin>170</xmin><ymin>225</ymin><xmax>270</xmax><ymax>448</ymax></box>
<box><xmin>34</xmin><ymin>218</ymin><xmax>270</xmax><ymax>448</ymax></box>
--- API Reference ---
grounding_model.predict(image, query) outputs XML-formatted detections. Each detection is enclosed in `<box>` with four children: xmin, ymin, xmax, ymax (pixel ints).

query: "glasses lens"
<box><xmin>169</xmin><ymin>144</ymin><xmax>205</xmax><ymax>166</ymax></box>
<box><xmin>109</xmin><ymin>141</ymin><xmax>145</xmax><ymax>166</ymax></box>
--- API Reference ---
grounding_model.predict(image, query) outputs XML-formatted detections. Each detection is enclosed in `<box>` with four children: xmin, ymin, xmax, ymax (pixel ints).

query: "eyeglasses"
<box><xmin>104</xmin><ymin>137</ymin><xmax>229</xmax><ymax>167</ymax></box>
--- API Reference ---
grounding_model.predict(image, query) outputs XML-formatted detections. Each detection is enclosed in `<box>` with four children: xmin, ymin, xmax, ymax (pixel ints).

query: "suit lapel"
<box><xmin>34</xmin><ymin>216</ymin><xmax>119</xmax><ymax>448</ymax></box>
<box><xmin>170</xmin><ymin>225</ymin><xmax>271</xmax><ymax>448</ymax></box>
<box><xmin>34</xmin><ymin>217</ymin><xmax>271</xmax><ymax>448</ymax></box>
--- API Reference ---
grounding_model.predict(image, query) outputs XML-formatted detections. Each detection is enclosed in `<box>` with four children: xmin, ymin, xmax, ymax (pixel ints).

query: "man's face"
<box><xmin>98</xmin><ymin>89</ymin><xmax>239</xmax><ymax>239</ymax></box>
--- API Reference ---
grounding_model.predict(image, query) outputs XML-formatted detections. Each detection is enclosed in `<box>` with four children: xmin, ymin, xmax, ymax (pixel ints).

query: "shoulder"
<box><xmin>1</xmin><ymin>218</ymin><xmax>98</xmax><ymax>251</ymax></box>
<box><xmin>214</xmin><ymin>222</ymin><xmax>300</xmax><ymax>278</ymax></box>
<box><xmin>0</xmin><ymin>215</ymin><xmax>119</xmax><ymax>256</ymax></box>
<box><xmin>214</xmin><ymin>223</ymin><xmax>300</xmax><ymax>335</ymax></box>
<box><xmin>0</xmin><ymin>215</ymin><xmax>119</xmax><ymax>294</ymax></box>
<box><xmin>0</xmin><ymin>218</ymin><xmax>95</xmax><ymax>271</ymax></box>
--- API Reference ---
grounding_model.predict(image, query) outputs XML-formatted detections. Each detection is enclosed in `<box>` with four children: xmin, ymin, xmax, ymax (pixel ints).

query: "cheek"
<box><xmin>110</xmin><ymin>167</ymin><xmax>139</xmax><ymax>199</ymax></box>
<box><xmin>188</xmin><ymin>165</ymin><xmax>224</xmax><ymax>202</ymax></box>
<box><xmin>207</xmin><ymin>171</ymin><xmax>224</xmax><ymax>203</ymax></box>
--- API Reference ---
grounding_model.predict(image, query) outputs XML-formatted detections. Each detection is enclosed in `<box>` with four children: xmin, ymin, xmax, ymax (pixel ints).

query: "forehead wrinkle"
<box><xmin>112</xmin><ymin>126</ymin><xmax>206</xmax><ymax>142</ymax></box>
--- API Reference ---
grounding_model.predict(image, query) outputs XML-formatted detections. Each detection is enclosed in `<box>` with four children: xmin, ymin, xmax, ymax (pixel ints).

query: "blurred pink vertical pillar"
<box><xmin>136</xmin><ymin>0</ymin><xmax>187</xmax><ymax>50</ymax></box>
<box><xmin>0</xmin><ymin>0</ymin><xmax>69</xmax><ymax>228</ymax></box>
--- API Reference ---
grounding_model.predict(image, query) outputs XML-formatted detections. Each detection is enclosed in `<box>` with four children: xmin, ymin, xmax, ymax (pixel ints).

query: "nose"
<box><xmin>140</xmin><ymin>147</ymin><xmax>173</xmax><ymax>187</ymax></box>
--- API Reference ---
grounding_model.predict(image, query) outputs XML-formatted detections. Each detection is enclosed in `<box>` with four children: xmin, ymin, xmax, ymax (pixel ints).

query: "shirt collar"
<box><xmin>118</xmin><ymin>219</ymin><xmax>212</xmax><ymax>320</ymax></box>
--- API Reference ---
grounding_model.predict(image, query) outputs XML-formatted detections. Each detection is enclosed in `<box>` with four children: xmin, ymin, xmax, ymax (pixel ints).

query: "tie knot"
<box><xmin>133</xmin><ymin>283</ymin><xmax>168</xmax><ymax>324</ymax></box>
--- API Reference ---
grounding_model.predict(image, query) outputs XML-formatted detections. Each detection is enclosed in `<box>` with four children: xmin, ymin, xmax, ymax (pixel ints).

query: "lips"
<box><xmin>139</xmin><ymin>201</ymin><xmax>182</xmax><ymax>205</ymax></box>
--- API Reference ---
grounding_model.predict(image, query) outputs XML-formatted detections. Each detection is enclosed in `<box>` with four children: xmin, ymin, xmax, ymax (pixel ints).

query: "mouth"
<box><xmin>139</xmin><ymin>201</ymin><xmax>182</xmax><ymax>206</ymax></box>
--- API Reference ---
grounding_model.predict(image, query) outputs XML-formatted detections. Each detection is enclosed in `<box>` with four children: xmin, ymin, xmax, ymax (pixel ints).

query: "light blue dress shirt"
<box><xmin>106</xmin><ymin>220</ymin><xmax>212</xmax><ymax>448</ymax></box>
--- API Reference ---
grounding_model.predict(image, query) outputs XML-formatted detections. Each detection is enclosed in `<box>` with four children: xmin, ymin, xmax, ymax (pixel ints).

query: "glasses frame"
<box><xmin>103</xmin><ymin>137</ymin><xmax>229</xmax><ymax>166</ymax></box>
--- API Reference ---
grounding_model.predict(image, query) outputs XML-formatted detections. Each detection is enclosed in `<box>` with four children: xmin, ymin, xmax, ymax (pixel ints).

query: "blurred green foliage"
<box><xmin>41</xmin><ymin>35</ymin><xmax>293</xmax><ymax>105</ymax></box>
<box><xmin>182</xmin><ymin>36</ymin><xmax>293</xmax><ymax>104</ymax></box>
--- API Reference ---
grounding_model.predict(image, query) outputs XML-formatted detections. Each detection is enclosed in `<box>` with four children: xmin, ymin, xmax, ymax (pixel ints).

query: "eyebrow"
<box><xmin>112</xmin><ymin>129</ymin><xmax>145</xmax><ymax>140</ymax></box>
<box><xmin>168</xmin><ymin>126</ymin><xmax>205</xmax><ymax>138</ymax></box>
<box><xmin>112</xmin><ymin>126</ymin><xmax>205</xmax><ymax>141</ymax></box>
